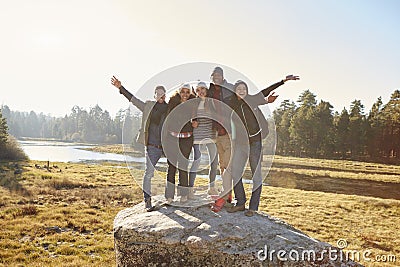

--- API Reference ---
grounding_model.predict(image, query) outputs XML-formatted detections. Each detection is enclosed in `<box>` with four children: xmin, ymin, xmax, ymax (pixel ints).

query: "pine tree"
<box><xmin>366</xmin><ymin>97</ymin><xmax>384</xmax><ymax>158</ymax></box>
<box><xmin>289</xmin><ymin>90</ymin><xmax>318</xmax><ymax>157</ymax></box>
<box><xmin>381</xmin><ymin>90</ymin><xmax>400</xmax><ymax>158</ymax></box>
<box><xmin>314</xmin><ymin>100</ymin><xmax>334</xmax><ymax>157</ymax></box>
<box><xmin>348</xmin><ymin>100</ymin><xmax>366</xmax><ymax>157</ymax></box>
<box><xmin>273</xmin><ymin>100</ymin><xmax>296</xmax><ymax>155</ymax></box>
<box><xmin>0</xmin><ymin>109</ymin><xmax>9</xmax><ymax>146</ymax></box>
<box><xmin>335</xmin><ymin>108</ymin><xmax>350</xmax><ymax>158</ymax></box>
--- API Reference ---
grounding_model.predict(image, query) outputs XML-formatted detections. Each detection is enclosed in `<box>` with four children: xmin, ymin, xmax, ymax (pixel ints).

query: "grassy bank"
<box><xmin>0</xmin><ymin>156</ymin><xmax>399</xmax><ymax>266</ymax></box>
<box><xmin>80</xmin><ymin>144</ymin><xmax>143</xmax><ymax>157</ymax></box>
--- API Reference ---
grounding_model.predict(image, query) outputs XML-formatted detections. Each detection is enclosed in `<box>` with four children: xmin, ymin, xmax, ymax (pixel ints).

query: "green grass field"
<box><xmin>0</xmin><ymin>155</ymin><xmax>399</xmax><ymax>266</ymax></box>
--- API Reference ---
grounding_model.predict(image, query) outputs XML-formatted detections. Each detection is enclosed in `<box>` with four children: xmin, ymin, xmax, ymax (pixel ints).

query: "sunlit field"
<box><xmin>0</xmin><ymin>155</ymin><xmax>399</xmax><ymax>266</ymax></box>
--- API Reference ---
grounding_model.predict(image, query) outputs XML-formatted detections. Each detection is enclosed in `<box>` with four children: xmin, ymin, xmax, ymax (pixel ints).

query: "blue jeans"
<box><xmin>143</xmin><ymin>145</ymin><xmax>163</xmax><ymax>201</ymax></box>
<box><xmin>230</xmin><ymin>140</ymin><xmax>263</xmax><ymax>211</ymax></box>
<box><xmin>189</xmin><ymin>143</ymin><xmax>218</xmax><ymax>188</ymax></box>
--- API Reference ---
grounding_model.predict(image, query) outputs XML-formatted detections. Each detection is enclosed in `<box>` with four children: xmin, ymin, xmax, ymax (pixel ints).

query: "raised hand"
<box><xmin>284</xmin><ymin>75</ymin><xmax>300</xmax><ymax>82</ymax></box>
<box><xmin>111</xmin><ymin>76</ymin><xmax>122</xmax><ymax>89</ymax></box>
<box><xmin>266</xmin><ymin>92</ymin><xmax>279</xmax><ymax>103</ymax></box>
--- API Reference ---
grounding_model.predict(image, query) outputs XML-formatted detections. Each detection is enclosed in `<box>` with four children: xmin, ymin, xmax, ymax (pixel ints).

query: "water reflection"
<box><xmin>18</xmin><ymin>140</ymin><xmax>159</xmax><ymax>163</ymax></box>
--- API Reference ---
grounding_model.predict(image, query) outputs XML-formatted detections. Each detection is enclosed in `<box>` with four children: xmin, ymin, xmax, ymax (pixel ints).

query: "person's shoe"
<box><xmin>145</xmin><ymin>198</ymin><xmax>154</xmax><ymax>212</ymax></box>
<box><xmin>245</xmin><ymin>210</ymin><xmax>255</xmax><ymax>217</ymax></box>
<box><xmin>211</xmin><ymin>198</ymin><xmax>226</xmax><ymax>212</ymax></box>
<box><xmin>188</xmin><ymin>188</ymin><xmax>196</xmax><ymax>199</ymax></box>
<box><xmin>227</xmin><ymin>204</ymin><xmax>245</xmax><ymax>213</ymax></box>
<box><xmin>166</xmin><ymin>198</ymin><xmax>173</xmax><ymax>204</ymax></box>
<box><xmin>223</xmin><ymin>193</ymin><xmax>233</xmax><ymax>208</ymax></box>
<box><xmin>180</xmin><ymin>195</ymin><xmax>188</xmax><ymax>203</ymax></box>
<box><xmin>207</xmin><ymin>187</ymin><xmax>219</xmax><ymax>196</ymax></box>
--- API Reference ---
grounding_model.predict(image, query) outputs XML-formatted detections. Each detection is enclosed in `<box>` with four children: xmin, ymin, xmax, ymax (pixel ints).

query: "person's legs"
<box><xmin>206</xmin><ymin>142</ymin><xmax>218</xmax><ymax>190</ymax></box>
<box><xmin>189</xmin><ymin>144</ymin><xmax>201</xmax><ymax>187</ymax></box>
<box><xmin>220</xmin><ymin>135</ymin><xmax>232</xmax><ymax>170</ymax></box>
<box><xmin>143</xmin><ymin>146</ymin><xmax>163</xmax><ymax>201</ymax></box>
<box><xmin>165</xmin><ymin>159</ymin><xmax>176</xmax><ymax>200</ymax></box>
<box><xmin>211</xmin><ymin>135</ymin><xmax>233</xmax><ymax>212</ymax></box>
<box><xmin>216</xmin><ymin>135</ymin><xmax>228</xmax><ymax>173</ymax></box>
<box><xmin>217</xmin><ymin>134</ymin><xmax>232</xmax><ymax>198</ymax></box>
<box><xmin>177</xmin><ymin>137</ymin><xmax>193</xmax><ymax>198</ymax></box>
<box><xmin>248</xmin><ymin>140</ymin><xmax>263</xmax><ymax>211</ymax></box>
<box><xmin>164</xmin><ymin>135</ymin><xmax>178</xmax><ymax>201</ymax></box>
<box><xmin>230</xmin><ymin>144</ymin><xmax>248</xmax><ymax>206</ymax></box>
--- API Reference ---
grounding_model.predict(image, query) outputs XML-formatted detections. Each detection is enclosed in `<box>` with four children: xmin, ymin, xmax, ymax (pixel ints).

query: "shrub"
<box><xmin>0</xmin><ymin>135</ymin><xmax>28</xmax><ymax>161</ymax></box>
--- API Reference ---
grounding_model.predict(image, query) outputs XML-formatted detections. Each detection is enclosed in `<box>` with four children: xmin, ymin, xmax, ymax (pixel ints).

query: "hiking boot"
<box><xmin>227</xmin><ymin>204</ymin><xmax>245</xmax><ymax>213</ymax></box>
<box><xmin>245</xmin><ymin>210</ymin><xmax>256</xmax><ymax>217</ymax></box>
<box><xmin>145</xmin><ymin>198</ymin><xmax>154</xmax><ymax>212</ymax></box>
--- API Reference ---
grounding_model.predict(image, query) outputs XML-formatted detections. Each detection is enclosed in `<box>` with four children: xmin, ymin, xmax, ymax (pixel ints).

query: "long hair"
<box><xmin>168</xmin><ymin>90</ymin><xmax>196</xmax><ymax>113</ymax></box>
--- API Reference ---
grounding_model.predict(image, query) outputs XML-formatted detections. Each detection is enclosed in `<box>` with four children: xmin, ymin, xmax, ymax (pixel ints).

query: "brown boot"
<box><xmin>245</xmin><ymin>210</ymin><xmax>256</xmax><ymax>217</ymax></box>
<box><xmin>227</xmin><ymin>204</ymin><xmax>245</xmax><ymax>213</ymax></box>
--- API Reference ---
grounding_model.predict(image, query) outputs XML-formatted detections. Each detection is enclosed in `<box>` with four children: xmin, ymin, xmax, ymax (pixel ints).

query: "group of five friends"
<box><xmin>111</xmin><ymin>67</ymin><xmax>299</xmax><ymax>216</ymax></box>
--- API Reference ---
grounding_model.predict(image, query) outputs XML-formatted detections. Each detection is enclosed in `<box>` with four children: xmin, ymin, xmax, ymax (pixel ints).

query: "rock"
<box><xmin>114</xmin><ymin>195</ymin><xmax>363</xmax><ymax>267</ymax></box>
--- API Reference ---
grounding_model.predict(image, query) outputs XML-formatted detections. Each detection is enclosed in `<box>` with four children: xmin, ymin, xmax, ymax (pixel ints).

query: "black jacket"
<box><xmin>229</xmin><ymin>80</ymin><xmax>284</xmax><ymax>142</ymax></box>
<box><xmin>166</xmin><ymin>93</ymin><xmax>196</xmax><ymax>133</ymax></box>
<box><xmin>208</xmin><ymin>80</ymin><xmax>234</xmax><ymax>134</ymax></box>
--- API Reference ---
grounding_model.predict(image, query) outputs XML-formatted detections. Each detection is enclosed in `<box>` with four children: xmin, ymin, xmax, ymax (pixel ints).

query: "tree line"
<box><xmin>1</xmin><ymin>105</ymin><xmax>141</xmax><ymax>144</ymax></box>
<box><xmin>273</xmin><ymin>89</ymin><xmax>400</xmax><ymax>162</ymax></box>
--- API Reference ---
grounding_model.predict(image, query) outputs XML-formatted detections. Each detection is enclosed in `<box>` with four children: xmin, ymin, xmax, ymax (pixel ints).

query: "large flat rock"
<box><xmin>114</xmin><ymin>195</ymin><xmax>363</xmax><ymax>266</ymax></box>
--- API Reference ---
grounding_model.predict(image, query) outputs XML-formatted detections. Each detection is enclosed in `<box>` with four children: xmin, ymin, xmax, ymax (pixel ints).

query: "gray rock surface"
<box><xmin>114</xmin><ymin>195</ymin><xmax>363</xmax><ymax>267</ymax></box>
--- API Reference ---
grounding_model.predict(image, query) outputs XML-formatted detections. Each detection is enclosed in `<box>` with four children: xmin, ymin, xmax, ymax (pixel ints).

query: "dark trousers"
<box><xmin>165</xmin><ymin>136</ymin><xmax>193</xmax><ymax>199</ymax></box>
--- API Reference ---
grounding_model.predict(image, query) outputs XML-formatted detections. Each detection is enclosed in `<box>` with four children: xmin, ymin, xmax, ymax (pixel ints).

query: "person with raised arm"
<box><xmin>226</xmin><ymin>75</ymin><xmax>300</xmax><ymax>216</ymax></box>
<box><xmin>111</xmin><ymin>76</ymin><xmax>167</xmax><ymax>212</ymax></box>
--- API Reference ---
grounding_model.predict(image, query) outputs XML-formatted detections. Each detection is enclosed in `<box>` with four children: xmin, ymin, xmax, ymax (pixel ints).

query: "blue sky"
<box><xmin>0</xmin><ymin>0</ymin><xmax>399</xmax><ymax>117</ymax></box>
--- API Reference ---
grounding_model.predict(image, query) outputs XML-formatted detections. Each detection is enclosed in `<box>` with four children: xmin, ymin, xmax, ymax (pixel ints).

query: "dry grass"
<box><xmin>0</xmin><ymin>156</ymin><xmax>399</xmax><ymax>267</ymax></box>
<box><xmin>81</xmin><ymin>144</ymin><xmax>143</xmax><ymax>156</ymax></box>
<box><xmin>0</xmin><ymin>160</ymin><xmax>142</xmax><ymax>267</ymax></box>
<box><xmin>256</xmin><ymin>186</ymin><xmax>399</xmax><ymax>266</ymax></box>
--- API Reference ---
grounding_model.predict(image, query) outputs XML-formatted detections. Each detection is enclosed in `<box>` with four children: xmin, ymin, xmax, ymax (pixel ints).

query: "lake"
<box><xmin>18</xmin><ymin>140</ymin><xmax>153</xmax><ymax>163</ymax></box>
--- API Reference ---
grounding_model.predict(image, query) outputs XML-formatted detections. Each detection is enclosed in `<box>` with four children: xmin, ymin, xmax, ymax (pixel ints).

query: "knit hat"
<box><xmin>154</xmin><ymin>85</ymin><xmax>166</xmax><ymax>93</ymax></box>
<box><xmin>196</xmin><ymin>81</ymin><xmax>208</xmax><ymax>89</ymax></box>
<box><xmin>211</xmin><ymin>66</ymin><xmax>224</xmax><ymax>76</ymax></box>
<box><xmin>181</xmin><ymin>83</ymin><xmax>192</xmax><ymax>90</ymax></box>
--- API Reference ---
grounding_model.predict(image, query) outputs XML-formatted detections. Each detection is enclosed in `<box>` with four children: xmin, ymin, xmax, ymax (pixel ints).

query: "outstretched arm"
<box><xmin>260</xmin><ymin>74</ymin><xmax>300</xmax><ymax>97</ymax></box>
<box><xmin>111</xmin><ymin>76</ymin><xmax>145</xmax><ymax>112</ymax></box>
